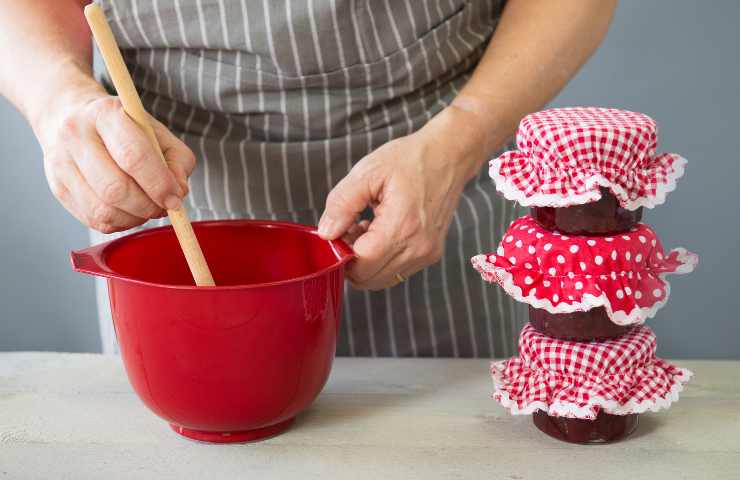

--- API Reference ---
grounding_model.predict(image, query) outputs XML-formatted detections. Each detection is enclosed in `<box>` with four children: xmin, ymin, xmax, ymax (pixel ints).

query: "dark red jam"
<box><xmin>533</xmin><ymin>410</ymin><xmax>638</xmax><ymax>444</ymax></box>
<box><xmin>531</xmin><ymin>188</ymin><xmax>642</xmax><ymax>235</ymax></box>
<box><xmin>528</xmin><ymin>306</ymin><xmax>633</xmax><ymax>341</ymax></box>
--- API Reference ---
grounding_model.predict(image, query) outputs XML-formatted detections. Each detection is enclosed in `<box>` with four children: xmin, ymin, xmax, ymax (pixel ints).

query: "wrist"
<box><xmin>422</xmin><ymin>102</ymin><xmax>500</xmax><ymax>181</ymax></box>
<box><xmin>28</xmin><ymin>59</ymin><xmax>107</xmax><ymax>147</ymax></box>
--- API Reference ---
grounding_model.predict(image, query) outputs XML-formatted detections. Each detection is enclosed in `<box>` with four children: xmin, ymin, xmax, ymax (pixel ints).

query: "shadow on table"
<box><xmin>625</xmin><ymin>414</ymin><xmax>661</xmax><ymax>440</ymax></box>
<box><xmin>292</xmin><ymin>358</ymin><xmax>488</xmax><ymax>431</ymax></box>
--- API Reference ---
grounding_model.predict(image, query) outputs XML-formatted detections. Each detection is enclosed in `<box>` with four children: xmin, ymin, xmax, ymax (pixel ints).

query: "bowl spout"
<box><xmin>70</xmin><ymin>241</ymin><xmax>115</xmax><ymax>279</ymax></box>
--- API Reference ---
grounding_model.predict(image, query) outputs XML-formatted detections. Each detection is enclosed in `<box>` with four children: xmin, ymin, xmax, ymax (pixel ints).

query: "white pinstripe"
<box><xmin>445</xmin><ymin>71</ymin><xmax>494</xmax><ymax>356</ymax></box>
<box><xmin>237</xmin><ymin>1</ymin><xmax>255</xmax><ymax>217</ymax></box>
<box><xmin>437</xmin><ymin>9</ymin><xmax>490</xmax><ymax>356</ymax></box>
<box><xmin>264</xmin><ymin>1</ymin><xmax>296</xmax><ymax>221</ymax></box>
<box><xmin>349</xmin><ymin>0</ymin><xmax>378</xmax><ymax>357</ymax></box>
<box><xmin>423</xmin><ymin>1</ymin><xmax>462</xmax><ymax>357</ymax></box>
<box><xmin>330</xmin><ymin>0</ymin><xmax>356</xmax><ymax>356</ymax></box>
<box><xmin>212</xmin><ymin>48</ymin><xmax>233</xmax><ymax>215</ymax></box>
<box><xmin>383</xmin><ymin>0</ymin><xmax>418</xmax><ymax>356</ymax></box>
<box><xmin>108</xmin><ymin>1</ymin><xmax>135</xmax><ymax>48</ymax></box>
<box><xmin>452</xmin><ymin>211</ymin><xmax>477</xmax><ymax>357</ymax></box>
<box><xmin>285</xmin><ymin>1</ymin><xmax>317</xmax><ymax>223</ymax></box>
<box><xmin>464</xmin><ymin>0</ymin><xmax>488</xmax><ymax>44</ymax></box>
<box><xmin>366</xmin><ymin>0</ymin><xmax>400</xmax><ymax>358</ymax></box>
<box><xmin>461</xmin><ymin>192</ymin><xmax>492</xmax><ymax>356</ymax></box>
<box><xmin>473</xmin><ymin>180</ymin><xmax>503</xmax><ymax>357</ymax></box>
<box><xmin>172</xmin><ymin>0</ymin><xmax>191</xmax><ymax>48</ymax></box>
<box><xmin>200</xmin><ymin>111</ymin><xmax>216</xmax><ymax>212</ymax></box>
<box><xmin>215</xmin><ymin>1</ymin><xmax>233</xmax><ymax>217</ymax></box>
<box><xmin>307</xmin><ymin>0</ymin><xmax>334</xmax><ymax>200</ymax></box>
<box><xmin>498</xmin><ymin>184</ymin><xmax>511</xmax><ymax>357</ymax></box>
<box><xmin>130</xmin><ymin>0</ymin><xmax>153</xmax><ymax>47</ymax></box>
<box><xmin>217</xmin><ymin>0</ymin><xmax>231</xmax><ymax>49</ymax></box>
<box><xmin>192</xmin><ymin>1</ymin><xmax>216</xmax><ymax>215</ymax></box>
<box><xmin>414</xmin><ymin>2</ymin><xmax>440</xmax><ymax>357</ymax></box>
<box><xmin>194</xmin><ymin>0</ymin><xmax>209</xmax><ymax>48</ymax></box>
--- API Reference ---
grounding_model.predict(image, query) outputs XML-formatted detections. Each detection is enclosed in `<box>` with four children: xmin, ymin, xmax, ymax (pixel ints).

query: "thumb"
<box><xmin>319</xmin><ymin>168</ymin><xmax>375</xmax><ymax>240</ymax></box>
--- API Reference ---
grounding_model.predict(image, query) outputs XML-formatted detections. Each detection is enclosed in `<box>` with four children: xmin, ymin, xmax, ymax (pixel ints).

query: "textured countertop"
<box><xmin>1</xmin><ymin>353</ymin><xmax>738</xmax><ymax>479</ymax></box>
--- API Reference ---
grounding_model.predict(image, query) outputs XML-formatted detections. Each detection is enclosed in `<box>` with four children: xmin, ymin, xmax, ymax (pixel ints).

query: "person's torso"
<box><xmin>96</xmin><ymin>0</ymin><xmax>504</xmax><ymax>218</ymax></box>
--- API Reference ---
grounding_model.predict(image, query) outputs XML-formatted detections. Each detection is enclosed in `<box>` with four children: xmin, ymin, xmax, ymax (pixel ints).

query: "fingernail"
<box><xmin>164</xmin><ymin>195</ymin><xmax>181</xmax><ymax>210</ymax></box>
<box><xmin>318</xmin><ymin>218</ymin><xmax>334</xmax><ymax>238</ymax></box>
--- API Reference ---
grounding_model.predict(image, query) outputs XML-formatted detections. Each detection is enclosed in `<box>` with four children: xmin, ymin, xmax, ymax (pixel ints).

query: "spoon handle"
<box><xmin>84</xmin><ymin>4</ymin><xmax>215</xmax><ymax>286</ymax></box>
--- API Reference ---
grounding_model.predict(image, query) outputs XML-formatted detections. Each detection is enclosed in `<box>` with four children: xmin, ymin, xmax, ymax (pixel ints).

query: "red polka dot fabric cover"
<box><xmin>489</xmin><ymin>107</ymin><xmax>687</xmax><ymax>210</ymax></box>
<box><xmin>491</xmin><ymin>324</ymin><xmax>692</xmax><ymax>419</ymax></box>
<box><xmin>471</xmin><ymin>216</ymin><xmax>698</xmax><ymax>325</ymax></box>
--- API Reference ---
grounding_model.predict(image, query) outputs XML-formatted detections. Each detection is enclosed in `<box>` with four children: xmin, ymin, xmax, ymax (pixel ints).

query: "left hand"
<box><xmin>318</xmin><ymin>106</ymin><xmax>487</xmax><ymax>290</ymax></box>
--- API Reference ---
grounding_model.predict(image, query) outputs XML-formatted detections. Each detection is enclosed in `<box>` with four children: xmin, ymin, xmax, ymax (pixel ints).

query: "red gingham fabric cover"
<box><xmin>489</xmin><ymin>107</ymin><xmax>686</xmax><ymax>210</ymax></box>
<box><xmin>471</xmin><ymin>216</ymin><xmax>698</xmax><ymax>325</ymax></box>
<box><xmin>491</xmin><ymin>324</ymin><xmax>692</xmax><ymax>419</ymax></box>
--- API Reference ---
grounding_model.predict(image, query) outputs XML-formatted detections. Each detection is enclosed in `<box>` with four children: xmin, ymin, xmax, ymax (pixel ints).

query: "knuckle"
<box><xmin>144</xmin><ymin>179</ymin><xmax>171</xmax><ymax>201</ymax></box>
<box><xmin>96</xmin><ymin>223</ymin><xmax>117</xmax><ymax>234</ymax></box>
<box><xmin>93</xmin><ymin>96</ymin><xmax>121</xmax><ymax>114</ymax></box>
<box><xmin>100</xmin><ymin>177</ymin><xmax>128</xmax><ymax>205</ymax></box>
<box><xmin>91</xmin><ymin>203</ymin><xmax>116</xmax><ymax>226</ymax></box>
<box><xmin>399</xmin><ymin>219</ymin><xmax>422</xmax><ymax>241</ymax></box>
<box><xmin>117</xmin><ymin>143</ymin><xmax>146</xmax><ymax>173</ymax></box>
<box><xmin>58</xmin><ymin>115</ymin><xmax>81</xmax><ymax>141</ymax></box>
<box><xmin>417</xmin><ymin>239</ymin><xmax>442</xmax><ymax>261</ymax></box>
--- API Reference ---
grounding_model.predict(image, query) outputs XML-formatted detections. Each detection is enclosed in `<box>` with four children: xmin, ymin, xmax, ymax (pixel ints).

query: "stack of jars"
<box><xmin>472</xmin><ymin>108</ymin><xmax>698</xmax><ymax>443</ymax></box>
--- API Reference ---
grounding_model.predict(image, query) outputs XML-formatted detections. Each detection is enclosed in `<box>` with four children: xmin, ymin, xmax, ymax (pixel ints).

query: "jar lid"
<box><xmin>491</xmin><ymin>324</ymin><xmax>692</xmax><ymax>419</ymax></box>
<box><xmin>471</xmin><ymin>215</ymin><xmax>698</xmax><ymax>325</ymax></box>
<box><xmin>490</xmin><ymin>107</ymin><xmax>687</xmax><ymax>210</ymax></box>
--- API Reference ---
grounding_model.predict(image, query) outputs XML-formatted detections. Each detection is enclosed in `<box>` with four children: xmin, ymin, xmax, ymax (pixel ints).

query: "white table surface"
<box><xmin>1</xmin><ymin>353</ymin><xmax>738</xmax><ymax>480</ymax></box>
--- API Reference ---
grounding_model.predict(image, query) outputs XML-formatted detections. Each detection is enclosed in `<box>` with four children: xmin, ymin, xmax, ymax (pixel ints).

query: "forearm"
<box><xmin>444</xmin><ymin>0</ymin><xmax>617</xmax><ymax>173</ymax></box>
<box><xmin>0</xmin><ymin>0</ymin><xmax>103</xmax><ymax>140</ymax></box>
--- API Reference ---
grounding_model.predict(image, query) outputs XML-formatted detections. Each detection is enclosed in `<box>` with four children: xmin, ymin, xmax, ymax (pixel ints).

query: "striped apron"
<box><xmin>91</xmin><ymin>0</ymin><xmax>527</xmax><ymax>357</ymax></box>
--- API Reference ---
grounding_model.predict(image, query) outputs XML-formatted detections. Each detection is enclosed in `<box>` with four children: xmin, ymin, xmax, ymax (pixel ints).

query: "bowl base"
<box><xmin>170</xmin><ymin>417</ymin><xmax>295</xmax><ymax>444</ymax></box>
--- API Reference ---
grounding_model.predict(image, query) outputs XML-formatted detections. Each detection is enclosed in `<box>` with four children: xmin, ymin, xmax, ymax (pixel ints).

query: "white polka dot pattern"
<box><xmin>488</xmin><ymin>107</ymin><xmax>687</xmax><ymax>210</ymax></box>
<box><xmin>470</xmin><ymin>216</ymin><xmax>699</xmax><ymax>325</ymax></box>
<box><xmin>490</xmin><ymin>324</ymin><xmax>693</xmax><ymax>419</ymax></box>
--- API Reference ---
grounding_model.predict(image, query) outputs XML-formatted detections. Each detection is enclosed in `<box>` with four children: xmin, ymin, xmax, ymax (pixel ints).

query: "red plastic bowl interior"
<box><xmin>100</xmin><ymin>220</ymin><xmax>352</xmax><ymax>287</ymax></box>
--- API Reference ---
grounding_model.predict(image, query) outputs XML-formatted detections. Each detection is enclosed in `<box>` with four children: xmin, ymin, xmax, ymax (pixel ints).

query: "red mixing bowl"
<box><xmin>71</xmin><ymin>220</ymin><xmax>354</xmax><ymax>443</ymax></box>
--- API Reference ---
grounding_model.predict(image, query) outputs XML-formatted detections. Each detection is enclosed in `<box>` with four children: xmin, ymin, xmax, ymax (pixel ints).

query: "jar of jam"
<box><xmin>533</xmin><ymin>410</ymin><xmax>639</xmax><ymax>444</ymax></box>
<box><xmin>528</xmin><ymin>306</ymin><xmax>634</xmax><ymax>341</ymax></box>
<box><xmin>531</xmin><ymin>188</ymin><xmax>642</xmax><ymax>235</ymax></box>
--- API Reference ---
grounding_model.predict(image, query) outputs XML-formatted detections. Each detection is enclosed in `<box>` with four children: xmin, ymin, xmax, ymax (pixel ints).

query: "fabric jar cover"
<box><xmin>489</xmin><ymin>107</ymin><xmax>687</xmax><ymax>210</ymax></box>
<box><xmin>471</xmin><ymin>216</ymin><xmax>698</xmax><ymax>325</ymax></box>
<box><xmin>491</xmin><ymin>324</ymin><xmax>692</xmax><ymax>419</ymax></box>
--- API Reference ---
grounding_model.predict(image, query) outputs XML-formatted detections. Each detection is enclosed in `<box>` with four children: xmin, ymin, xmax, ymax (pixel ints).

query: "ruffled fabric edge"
<box><xmin>490</xmin><ymin>359</ymin><xmax>693</xmax><ymax>419</ymax></box>
<box><xmin>471</xmin><ymin>248</ymin><xmax>698</xmax><ymax>326</ymax></box>
<box><xmin>488</xmin><ymin>152</ymin><xmax>687</xmax><ymax>211</ymax></box>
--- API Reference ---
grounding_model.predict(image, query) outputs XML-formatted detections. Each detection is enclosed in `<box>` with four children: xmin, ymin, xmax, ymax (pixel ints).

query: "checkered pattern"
<box><xmin>489</xmin><ymin>107</ymin><xmax>687</xmax><ymax>210</ymax></box>
<box><xmin>491</xmin><ymin>324</ymin><xmax>692</xmax><ymax>419</ymax></box>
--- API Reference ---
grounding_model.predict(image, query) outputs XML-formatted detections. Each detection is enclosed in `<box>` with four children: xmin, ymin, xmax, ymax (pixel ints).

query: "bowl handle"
<box><xmin>70</xmin><ymin>241</ymin><xmax>115</xmax><ymax>278</ymax></box>
<box><xmin>330</xmin><ymin>239</ymin><xmax>356</xmax><ymax>264</ymax></box>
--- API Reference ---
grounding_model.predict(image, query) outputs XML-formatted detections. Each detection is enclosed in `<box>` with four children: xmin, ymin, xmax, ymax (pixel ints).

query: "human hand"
<box><xmin>35</xmin><ymin>79</ymin><xmax>195</xmax><ymax>233</ymax></box>
<box><xmin>318</xmin><ymin>106</ymin><xmax>487</xmax><ymax>290</ymax></box>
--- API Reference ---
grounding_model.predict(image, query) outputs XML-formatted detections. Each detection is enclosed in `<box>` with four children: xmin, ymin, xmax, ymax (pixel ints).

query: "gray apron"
<box><xmin>91</xmin><ymin>0</ymin><xmax>526</xmax><ymax>357</ymax></box>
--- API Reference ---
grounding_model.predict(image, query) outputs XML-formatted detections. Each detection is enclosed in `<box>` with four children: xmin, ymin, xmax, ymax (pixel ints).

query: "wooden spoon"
<box><xmin>84</xmin><ymin>4</ymin><xmax>215</xmax><ymax>286</ymax></box>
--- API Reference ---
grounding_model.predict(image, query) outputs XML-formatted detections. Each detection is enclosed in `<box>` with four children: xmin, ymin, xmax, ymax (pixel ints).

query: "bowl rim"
<box><xmin>71</xmin><ymin>219</ymin><xmax>355</xmax><ymax>291</ymax></box>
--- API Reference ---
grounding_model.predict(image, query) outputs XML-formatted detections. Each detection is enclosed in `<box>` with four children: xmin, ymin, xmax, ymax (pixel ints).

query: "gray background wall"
<box><xmin>1</xmin><ymin>1</ymin><xmax>738</xmax><ymax>358</ymax></box>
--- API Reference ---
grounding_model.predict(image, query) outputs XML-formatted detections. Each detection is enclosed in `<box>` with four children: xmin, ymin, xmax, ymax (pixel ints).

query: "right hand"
<box><xmin>36</xmin><ymin>86</ymin><xmax>195</xmax><ymax>234</ymax></box>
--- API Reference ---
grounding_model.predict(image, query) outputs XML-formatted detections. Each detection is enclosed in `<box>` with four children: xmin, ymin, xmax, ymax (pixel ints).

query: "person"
<box><xmin>0</xmin><ymin>0</ymin><xmax>616</xmax><ymax>356</ymax></box>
